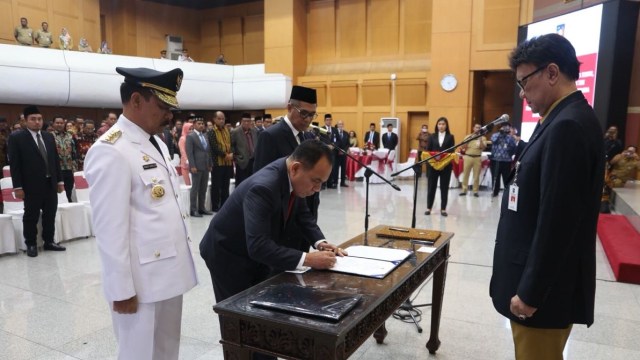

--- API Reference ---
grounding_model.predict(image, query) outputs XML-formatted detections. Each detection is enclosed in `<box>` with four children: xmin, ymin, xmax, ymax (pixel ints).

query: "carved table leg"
<box><xmin>222</xmin><ymin>343</ymin><xmax>252</xmax><ymax>360</ymax></box>
<box><xmin>373</xmin><ymin>322</ymin><xmax>388</xmax><ymax>344</ymax></box>
<box><xmin>426</xmin><ymin>256</ymin><xmax>448</xmax><ymax>354</ymax></box>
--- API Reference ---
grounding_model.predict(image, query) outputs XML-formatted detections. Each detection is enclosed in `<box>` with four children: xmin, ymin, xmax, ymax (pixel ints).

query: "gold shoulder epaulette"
<box><xmin>102</xmin><ymin>129</ymin><xmax>122</xmax><ymax>144</ymax></box>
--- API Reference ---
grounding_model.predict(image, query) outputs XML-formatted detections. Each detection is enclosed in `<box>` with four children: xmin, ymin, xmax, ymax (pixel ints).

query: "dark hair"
<box><xmin>254</xmin><ymin>116</ymin><xmax>262</xmax><ymax>121</ymax></box>
<box><xmin>434</xmin><ymin>117</ymin><xmax>450</xmax><ymax>134</ymax></box>
<box><xmin>120</xmin><ymin>83</ymin><xmax>153</xmax><ymax>104</ymax></box>
<box><xmin>263</xmin><ymin>114</ymin><xmax>272</xmax><ymax>119</ymax></box>
<box><xmin>509</xmin><ymin>33</ymin><xmax>580</xmax><ymax>81</ymax></box>
<box><xmin>325</xmin><ymin>114</ymin><xmax>332</xmax><ymax>119</ymax></box>
<box><xmin>241</xmin><ymin>112</ymin><xmax>251</xmax><ymax>118</ymax></box>
<box><xmin>387</xmin><ymin>123</ymin><xmax>393</xmax><ymax>128</ymax></box>
<box><xmin>52</xmin><ymin>115</ymin><xmax>64</xmax><ymax>122</ymax></box>
<box><xmin>290</xmin><ymin>139</ymin><xmax>333</xmax><ymax>169</ymax></box>
<box><xmin>84</xmin><ymin>120</ymin><xmax>95</xmax><ymax>126</ymax></box>
<box><xmin>369</xmin><ymin>123</ymin><xmax>375</xmax><ymax>127</ymax></box>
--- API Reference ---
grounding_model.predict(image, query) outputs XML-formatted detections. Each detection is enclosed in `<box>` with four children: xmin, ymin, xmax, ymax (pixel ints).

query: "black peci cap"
<box><xmin>290</xmin><ymin>85</ymin><xmax>317</xmax><ymax>104</ymax></box>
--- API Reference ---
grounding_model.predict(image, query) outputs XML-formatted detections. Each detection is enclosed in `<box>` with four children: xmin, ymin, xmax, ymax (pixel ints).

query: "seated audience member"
<box><xmin>348</xmin><ymin>130</ymin><xmax>358</xmax><ymax>147</ymax></box>
<box><xmin>96</xmin><ymin>112</ymin><xmax>117</xmax><ymax>137</ymax></box>
<box><xmin>604</xmin><ymin>126</ymin><xmax>623</xmax><ymax>164</ymax></box>
<box><xmin>178</xmin><ymin>49</ymin><xmax>194</xmax><ymax>62</ymax></box>
<box><xmin>98</xmin><ymin>41</ymin><xmax>111</xmax><ymax>54</ymax></box>
<box><xmin>34</xmin><ymin>22</ymin><xmax>53</xmax><ymax>48</ymax></box>
<box><xmin>59</xmin><ymin>27</ymin><xmax>73</xmax><ymax>50</ymax></box>
<box><xmin>263</xmin><ymin>114</ymin><xmax>273</xmax><ymax>128</ymax></box>
<box><xmin>75</xmin><ymin>119</ymin><xmax>97</xmax><ymax>171</ymax></box>
<box><xmin>14</xmin><ymin>17</ymin><xmax>33</xmax><ymax>46</ymax></box>
<box><xmin>215</xmin><ymin>53</ymin><xmax>227</xmax><ymax>64</ymax></box>
<box><xmin>608</xmin><ymin>146</ymin><xmax>640</xmax><ymax>188</ymax></box>
<box><xmin>78</xmin><ymin>38</ymin><xmax>93</xmax><ymax>52</ymax></box>
<box><xmin>160</xmin><ymin>49</ymin><xmax>168</xmax><ymax>59</ymax></box>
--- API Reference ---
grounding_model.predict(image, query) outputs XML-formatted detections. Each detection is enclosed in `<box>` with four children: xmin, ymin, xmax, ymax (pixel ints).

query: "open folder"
<box><xmin>250</xmin><ymin>283</ymin><xmax>363</xmax><ymax>321</ymax></box>
<box><xmin>328</xmin><ymin>245</ymin><xmax>412</xmax><ymax>279</ymax></box>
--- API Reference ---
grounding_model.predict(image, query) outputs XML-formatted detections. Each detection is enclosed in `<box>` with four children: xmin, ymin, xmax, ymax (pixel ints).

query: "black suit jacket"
<box><xmin>200</xmin><ymin>158</ymin><xmax>324</xmax><ymax>280</ymax></box>
<box><xmin>335</xmin><ymin>129</ymin><xmax>350</xmax><ymax>153</ymax></box>
<box><xmin>253</xmin><ymin>119</ymin><xmax>299</xmax><ymax>172</ymax></box>
<box><xmin>382</xmin><ymin>131</ymin><xmax>399</xmax><ymax>150</ymax></box>
<box><xmin>490</xmin><ymin>91</ymin><xmax>604</xmax><ymax>328</ymax></box>
<box><xmin>363</xmin><ymin>131</ymin><xmax>380</xmax><ymax>149</ymax></box>
<box><xmin>8</xmin><ymin>129</ymin><xmax>62</xmax><ymax>193</ymax></box>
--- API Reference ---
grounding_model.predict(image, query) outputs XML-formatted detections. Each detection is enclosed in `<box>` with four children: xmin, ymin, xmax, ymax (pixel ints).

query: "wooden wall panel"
<box><xmin>368</xmin><ymin>0</ymin><xmax>399</xmax><ymax>56</ymax></box>
<box><xmin>243</xmin><ymin>15</ymin><xmax>264</xmax><ymax>64</ymax></box>
<box><xmin>221</xmin><ymin>17</ymin><xmax>243</xmax><ymax>65</ymax></box>
<box><xmin>396</xmin><ymin>81</ymin><xmax>427</xmax><ymax>107</ymax></box>
<box><xmin>404</xmin><ymin>0</ymin><xmax>431</xmax><ymax>54</ymax></box>
<box><xmin>337</xmin><ymin>0</ymin><xmax>366</xmax><ymax>58</ymax></box>
<box><xmin>0</xmin><ymin>0</ymin><xmax>16</xmax><ymax>43</ymax></box>
<box><xmin>330</xmin><ymin>82</ymin><xmax>358</xmax><ymax>107</ymax></box>
<box><xmin>307</xmin><ymin>0</ymin><xmax>336</xmax><ymax>63</ymax></box>
<box><xmin>362</xmin><ymin>81</ymin><xmax>390</xmax><ymax>107</ymax></box>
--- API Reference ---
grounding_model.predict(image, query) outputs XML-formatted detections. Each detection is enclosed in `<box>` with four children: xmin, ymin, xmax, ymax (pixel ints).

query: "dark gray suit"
<box><xmin>230</xmin><ymin>126</ymin><xmax>258</xmax><ymax>186</ymax></box>
<box><xmin>185</xmin><ymin>130</ymin><xmax>211</xmax><ymax>213</ymax></box>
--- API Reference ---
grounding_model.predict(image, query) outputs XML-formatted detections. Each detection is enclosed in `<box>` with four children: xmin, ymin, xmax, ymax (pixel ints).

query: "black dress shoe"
<box><xmin>43</xmin><ymin>243</ymin><xmax>66</xmax><ymax>251</ymax></box>
<box><xmin>328</xmin><ymin>185</ymin><xmax>337</xmax><ymax>189</ymax></box>
<box><xmin>26</xmin><ymin>245</ymin><xmax>38</xmax><ymax>257</ymax></box>
<box><xmin>211</xmin><ymin>207</ymin><xmax>220</xmax><ymax>212</ymax></box>
<box><xmin>199</xmin><ymin>210</ymin><xmax>214</xmax><ymax>215</ymax></box>
<box><xmin>190</xmin><ymin>212</ymin><xmax>203</xmax><ymax>218</ymax></box>
<box><xmin>473</xmin><ymin>193</ymin><xmax>479</xmax><ymax>197</ymax></box>
<box><xmin>340</xmin><ymin>183</ymin><xmax>349</xmax><ymax>187</ymax></box>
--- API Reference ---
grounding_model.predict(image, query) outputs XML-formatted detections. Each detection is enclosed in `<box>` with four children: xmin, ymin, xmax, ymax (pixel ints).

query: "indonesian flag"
<box><xmin>422</xmin><ymin>152</ymin><xmax>458</xmax><ymax>171</ymax></box>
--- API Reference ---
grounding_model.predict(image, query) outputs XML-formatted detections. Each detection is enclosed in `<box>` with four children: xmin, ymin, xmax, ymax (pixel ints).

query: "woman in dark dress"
<box><xmin>425</xmin><ymin>117</ymin><xmax>455</xmax><ymax>217</ymax></box>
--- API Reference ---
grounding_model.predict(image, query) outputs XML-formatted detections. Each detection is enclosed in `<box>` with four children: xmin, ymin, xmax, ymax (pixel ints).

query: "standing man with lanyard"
<box><xmin>490</xmin><ymin>34</ymin><xmax>604</xmax><ymax>360</ymax></box>
<box><xmin>85</xmin><ymin>67</ymin><xmax>197</xmax><ymax>359</ymax></box>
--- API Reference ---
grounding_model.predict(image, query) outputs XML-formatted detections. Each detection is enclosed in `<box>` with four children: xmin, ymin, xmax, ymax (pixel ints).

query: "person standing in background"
<box><xmin>186</xmin><ymin>118</ymin><xmax>213</xmax><ymax>217</ymax></box>
<box><xmin>425</xmin><ymin>117</ymin><xmax>455</xmax><ymax>217</ymax></box>
<box><xmin>490</xmin><ymin>34</ymin><xmax>604</xmax><ymax>360</ymax></box>
<box><xmin>231</xmin><ymin>112</ymin><xmax>258</xmax><ymax>186</ymax></box>
<box><xmin>8</xmin><ymin>106</ymin><xmax>65</xmax><ymax>257</ymax></box>
<box><xmin>34</xmin><ymin>21</ymin><xmax>52</xmax><ymax>48</ymax></box>
<box><xmin>14</xmin><ymin>17</ymin><xmax>33</xmax><ymax>45</ymax></box>
<box><xmin>459</xmin><ymin>123</ymin><xmax>486</xmax><ymax>197</ymax></box>
<box><xmin>58</xmin><ymin>27</ymin><xmax>73</xmax><ymax>50</ymax></box>
<box><xmin>208</xmin><ymin>111</ymin><xmax>233</xmax><ymax>211</ymax></box>
<box><xmin>52</xmin><ymin>116</ymin><xmax>77</xmax><ymax>202</ymax></box>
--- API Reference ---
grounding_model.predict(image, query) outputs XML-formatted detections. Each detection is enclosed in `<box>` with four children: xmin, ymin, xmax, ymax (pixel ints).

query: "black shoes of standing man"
<box><xmin>27</xmin><ymin>242</ymin><xmax>66</xmax><ymax>257</ymax></box>
<box><xmin>191</xmin><ymin>210</ymin><xmax>214</xmax><ymax>217</ymax></box>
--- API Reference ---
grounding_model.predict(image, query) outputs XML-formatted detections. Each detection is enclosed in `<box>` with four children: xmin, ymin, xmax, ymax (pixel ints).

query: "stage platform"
<box><xmin>612</xmin><ymin>181</ymin><xmax>640</xmax><ymax>232</ymax></box>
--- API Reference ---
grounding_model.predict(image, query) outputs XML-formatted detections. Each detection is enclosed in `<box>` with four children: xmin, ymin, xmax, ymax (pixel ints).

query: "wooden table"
<box><xmin>213</xmin><ymin>225</ymin><xmax>452</xmax><ymax>359</ymax></box>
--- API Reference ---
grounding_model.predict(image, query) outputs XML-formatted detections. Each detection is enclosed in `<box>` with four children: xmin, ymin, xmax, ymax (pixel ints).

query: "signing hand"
<box><xmin>317</xmin><ymin>242</ymin><xmax>348</xmax><ymax>257</ymax></box>
<box><xmin>304</xmin><ymin>251</ymin><xmax>337</xmax><ymax>269</ymax></box>
<box><xmin>113</xmin><ymin>295</ymin><xmax>138</xmax><ymax>314</ymax></box>
<box><xmin>510</xmin><ymin>294</ymin><xmax>537</xmax><ymax>320</ymax></box>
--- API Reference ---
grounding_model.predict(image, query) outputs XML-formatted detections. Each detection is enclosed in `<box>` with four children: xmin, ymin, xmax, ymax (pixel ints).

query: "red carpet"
<box><xmin>597</xmin><ymin>214</ymin><xmax>640</xmax><ymax>284</ymax></box>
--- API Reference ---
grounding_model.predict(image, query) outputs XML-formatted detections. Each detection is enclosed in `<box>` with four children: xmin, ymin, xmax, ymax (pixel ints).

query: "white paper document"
<box><xmin>328</xmin><ymin>245</ymin><xmax>412</xmax><ymax>279</ymax></box>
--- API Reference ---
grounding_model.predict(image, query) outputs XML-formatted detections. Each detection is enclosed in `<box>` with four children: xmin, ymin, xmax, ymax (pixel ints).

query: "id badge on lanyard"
<box><xmin>508</xmin><ymin>161</ymin><xmax>521</xmax><ymax>212</ymax></box>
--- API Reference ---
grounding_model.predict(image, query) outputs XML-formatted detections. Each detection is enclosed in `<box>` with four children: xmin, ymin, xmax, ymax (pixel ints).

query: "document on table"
<box><xmin>329</xmin><ymin>245</ymin><xmax>411</xmax><ymax>279</ymax></box>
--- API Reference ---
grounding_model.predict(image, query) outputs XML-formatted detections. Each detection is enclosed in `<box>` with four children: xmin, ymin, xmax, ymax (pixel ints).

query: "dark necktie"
<box><xmin>149</xmin><ymin>136</ymin><xmax>164</xmax><ymax>158</ymax></box>
<box><xmin>36</xmin><ymin>133</ymin><xmax>50</xmax><ymax>176</ymax></box>
<box><xmin>286</xmin><ymin>191</ymin><xmax>296</xmax><ymax>221</ymax></box>
<box><xmin>245</xmin><ymin>131</ymin><xmax>254</xmax><ymax>155</ymax></box>
<box><xmin>297</xmin><ymin>132</ymin><xmax>305</xmax><ymax>144</ymax></box>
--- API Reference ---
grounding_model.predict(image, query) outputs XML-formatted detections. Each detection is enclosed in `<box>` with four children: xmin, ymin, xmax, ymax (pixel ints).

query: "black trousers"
<box><xmin>23</xmin><ymin>178</ymin><xmax>58</xmax><ymax>246</ymax></box>
<box><xmin>211</xmin><ymin>166</ymin><xmax>233</xmax><ymax>210</ymax></box>
<box><xmin>492</xmin><ymin>161</ymin><xmax>512</xmax><ymax>196</ymax></box>
<box><xmin>234</xmin><ymin>159</ymin><xmax>254</xmax><ymax>187</ymax></box>
<box><xmin>61</xmin><ymin>169</ymin><xmax>74</xmax><ymax>202</ymax></box>
<box><xmin>426</xmin><ymin>164</ymin><xmax>452</xmax><ymax>210</ymax></box>
<box><xmin>334</xmin><ymin>153</ymin><xmax>347</xmax><ymax>184</ymax></box>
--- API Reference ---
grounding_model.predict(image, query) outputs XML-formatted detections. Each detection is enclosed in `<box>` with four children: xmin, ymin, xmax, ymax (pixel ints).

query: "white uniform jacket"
<box><xmin>85</xmin><ymin>115</ymin><xmax>197</xmax><ymax>303</ymax></box>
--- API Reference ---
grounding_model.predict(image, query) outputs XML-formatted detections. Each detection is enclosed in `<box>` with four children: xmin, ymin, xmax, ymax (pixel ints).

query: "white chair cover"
<box><xmin>0</xmin><ymin>214</ymin><xmax>16</xmax><ymax>254</ymax></box>
<box><xmin>395</xmin><ymin>149</ymin><xmax>418</xmax><ymax>178</ymax></box>
<box><xmin>57</xmin><ymin>191</ymin><xmax>92</xmax><ymax>241</ymax></box>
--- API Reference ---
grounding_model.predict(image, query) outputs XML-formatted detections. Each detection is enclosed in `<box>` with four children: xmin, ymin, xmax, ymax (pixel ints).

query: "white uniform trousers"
<box><xmin>111</xmin><ymin>295</ymin><xmax>183</xmax><ymax>360</ymax></box>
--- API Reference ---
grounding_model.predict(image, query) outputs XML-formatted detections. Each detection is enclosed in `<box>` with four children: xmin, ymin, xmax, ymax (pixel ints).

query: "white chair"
<box><xmin>57</xmin><ymin>191</ymin><xmax>92</xmax><ymax>241</ymax></box>
<box><xmin>0</xmin><ymin>214</ymin><xmax>17</xmax><ymax>254</ymax></box>
<box><xmin>1</xmin><ymin>177</ymin><xmax>61</xmax><ymax>250</ymax></box>
<box><xmin>73</xmin><ymin>171</ymin><xmax>93</xmax><ymax>235</ymax></box>
<box><xmin>369</xmin><ymin>150</ymin><xmax>392</xmax><ymax>184</ymax></box>
<box><xmin>395</xmin><ymin>149</ymin><xmax>418</xmax><ymax>178</ymax></box>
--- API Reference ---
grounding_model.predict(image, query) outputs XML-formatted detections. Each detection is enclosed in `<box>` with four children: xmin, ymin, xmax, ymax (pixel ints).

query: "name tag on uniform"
<box><xmin>508</xmin><ymin>184</ymin><xmax>519</xmax><ymax>212</ymax></box>
<box><xmin>143</xmin><ymin>163</ymin><xmax>158</xmax><ymax>170</ymax></box>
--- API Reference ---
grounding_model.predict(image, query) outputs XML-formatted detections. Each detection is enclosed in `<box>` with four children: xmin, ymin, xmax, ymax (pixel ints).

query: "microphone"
<box><xmin>308</xmin><ymin>124</ymin><xmax>328</xmax><ymax>134</ymax></box>
<box><xmin>479</xmin><ymin>114</ymin><xmax>510</xmax><ymax>134</ymax></box>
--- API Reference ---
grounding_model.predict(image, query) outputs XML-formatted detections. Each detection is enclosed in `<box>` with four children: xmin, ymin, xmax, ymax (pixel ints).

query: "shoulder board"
<box><xmin>101</xmin><ymin>128</ymin><xmax>122</xmax><ymax>144</ymax></box>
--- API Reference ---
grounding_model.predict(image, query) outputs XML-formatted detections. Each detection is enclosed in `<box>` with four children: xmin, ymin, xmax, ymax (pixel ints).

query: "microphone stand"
<box><xmin>388</xmin><ymin>129</ymin><xmax>491</xmax><ymax>333</ymax></box>
<box><xmin>313</xmin><ymin>129</ymin><xmax>400</xmax><ymax>245</ymax></box>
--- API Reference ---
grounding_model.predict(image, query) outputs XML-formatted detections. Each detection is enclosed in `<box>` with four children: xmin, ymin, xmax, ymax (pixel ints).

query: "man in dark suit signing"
<box><xmin>8</xmin><ymin>105</ymin><xmax>66</xmax><ymax>257</ymax></box>
<box><xmin>185</xmin><ymin>118</ymin><xmax>213</xmax><ymax>217</ymax></box>
<box><xmin>490</xmin><ymin>34</ymin><xmax>604</xmax><ymax>359</ymax></box>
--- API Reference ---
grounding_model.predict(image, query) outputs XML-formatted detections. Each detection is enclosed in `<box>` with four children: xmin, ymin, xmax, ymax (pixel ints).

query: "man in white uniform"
<box><xmin>85</xmin><ymin>67</ymin><xmax>197</xmax><ymax>360</ymax></box>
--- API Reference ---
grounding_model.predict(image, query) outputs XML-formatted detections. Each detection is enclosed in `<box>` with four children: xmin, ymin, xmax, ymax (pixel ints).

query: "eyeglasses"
<box><xmin>516</xmin><ymin>64</ymin><xmax>548</xmax><ymax>91</ymax></box>
<box><xmin>292</xmin><ymin>105</ymin><xmax>318</xmax><ymax>121</ymax></box>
